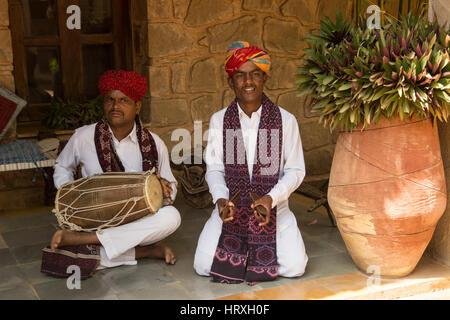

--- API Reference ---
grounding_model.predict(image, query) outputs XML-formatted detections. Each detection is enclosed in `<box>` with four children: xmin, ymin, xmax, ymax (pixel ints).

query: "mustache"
<box><xmin>109</xmin><ymin>110</ymin><xmax>124</xmax><ymax>116</ymax></box>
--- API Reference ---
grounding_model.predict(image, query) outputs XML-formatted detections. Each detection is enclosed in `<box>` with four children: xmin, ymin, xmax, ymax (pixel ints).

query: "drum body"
<box><xmin>54</xmin><ymin>171</ymin><xmax>163</xmax><ymax>231</ymax></box>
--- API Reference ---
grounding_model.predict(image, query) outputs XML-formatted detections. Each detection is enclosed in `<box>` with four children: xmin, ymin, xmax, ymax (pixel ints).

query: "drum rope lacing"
<box><xmin>53</xmin><ymin>171</ymin><xmax>157</xmax><ymax>234</ymax></box>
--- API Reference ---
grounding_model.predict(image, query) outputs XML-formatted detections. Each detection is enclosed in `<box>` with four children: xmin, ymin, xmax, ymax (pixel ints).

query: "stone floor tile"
<box><xmin>10</xmin><ymin>242</ymin><xmax>48</xmax><ymax>264</ymax></box>
<box><xmin>162</xmin><ymin>251</ymin><xmax>197</xmax><ymax>283</ymax></box>
<box><xmin>95</xmin><ymin>294</ymin><xmax>120</xmax><ymax>300</ymax></box>
<box><xmin>318</xmin><ymin>229</ymin><xmax>348</xmax><ymax>252</ymax></box>
<box><xmin>221</xmin><ymin>279</ymin><xmax>335</xmax><ymax>300</ymax></box>
<box><xmin>0</xmin><ymin>234</ymin><xmax>7</xmax><ymax>249</ymax></box>
<box><xmin>33</xmin><ymin>276</ymin><xmax>116</xmax><ymax>300</ymax></box>
<box><xmin>314</xmin><ymin>272</ymin><xmax>370</xmax><ymax>296</ymax></box>
<box><xmin>0</xmin><ymin>283</ymin><xmax>38</xmax><ymax>300</ymax></box>
<box><xmin>301</xmin><ymin>252</ymin><xmax>358</xmax><ymax>281</ymax></box>
<box><xmin>17</xmin><ymin>261</ymin><xmax>57</xmax><ymax>286</ymax></box>
<box><xmin>117</xmin><ymin>281</ymin><xmax>191</xmax><ymax>300</ymax></box>
<box><xmin>173</xmin><ymin>219</ymin><xmax>206</xmax><ymax>241</ymax></box>
<box><xmin>255</xmin><ymin>275</ymin><xmax>309</xmax><ymax>290</ymax></box>
<box><xmin>97</xmin><ymin>261</ymin><xmax>176</xmax><ymax>294</ymax></box>
<box><xmin>2</xmin><ymin>225</ymin><xmax>56</xmax><ymax>248</ymax></box>
<box><xmin>0</xmin><ymin>211</ymin><xmax>56</xmax><ymax>233</ymax></box>
<box><xmin>399</xmin><ymin>289</ymin><xmax>450</xmax><ymax>300</ymax></box>
<box><xmin>0</xmin><ymin>265</ymin><xmax>27</xmax><ymax>291</ymax></box>
<box><xmin>0</xmin><ymin>248</ymin><xmax>16</xmax><ymax>267</ymax></box>
<box><xmin>303</xmin><ymin>238</ymin><xmax>341</xmax><ymax>258</ymax></box>
<box><xmin>178</xmin><ymin>275</ymin><xmax>268</xmax><ymax>300</ymax></box>
<box><xmin>407</xmin><ymin>255</ymin><xmax>450</xmax><ymax>279</ymax></box>
<box><xmin>299</xmin><ymin>222</ymin><xmax>338</xmax><ymax>239</ymax></box>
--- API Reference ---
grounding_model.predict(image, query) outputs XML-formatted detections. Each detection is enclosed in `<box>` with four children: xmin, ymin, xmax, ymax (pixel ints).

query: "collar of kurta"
<box><xmin>108</xmin><ymin>122</ymin><xmax>138</xmax><ymax>145</ymax></box>
<box><xmin>237</xmin><ymin>102</ymin><xmax>262</xmax><ymax>120</ymax></box>
<box><xmin>94</xmin><ymin>117</ymin><xmax>158</xmax><ymax>173</ymax></box>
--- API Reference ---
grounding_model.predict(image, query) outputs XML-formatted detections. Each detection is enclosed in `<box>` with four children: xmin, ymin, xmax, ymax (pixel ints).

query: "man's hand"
<box><xmin>157</xmin><ymin>174</ymin><xmax>174</xmax><ymax>205</ymax></box>
<box><xmin>217</xmin><ymin>198</ymin><xmax>236</xmax><ymax>223</ymax></box>
<box><xmin>251</xmin><ymin>195</ymin><xmax>272</xmax><ymax>226</ymax></box>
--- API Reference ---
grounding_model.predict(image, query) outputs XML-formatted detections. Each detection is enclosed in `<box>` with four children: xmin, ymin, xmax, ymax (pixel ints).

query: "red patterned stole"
<box><xmin>94</xmin><ymin>116</ymin><xmax>158</xmax><ymax>173</ymax></box>
<box><xmin>210</xmin><ymin>94</ymin><xmax>283</xmax><ymax>284</ymax></box>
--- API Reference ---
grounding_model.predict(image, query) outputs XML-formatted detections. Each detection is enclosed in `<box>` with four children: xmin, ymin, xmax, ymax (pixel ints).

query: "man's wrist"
<box><xmin>266</xmin><ymin>192</ymin><xmax>276</xmax><ymax>209</ymax></box>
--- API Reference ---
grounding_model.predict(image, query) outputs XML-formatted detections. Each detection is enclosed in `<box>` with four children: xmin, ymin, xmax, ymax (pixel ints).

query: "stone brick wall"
<box><xmin>142</xmin><ymin>0</ymin><xmax>352</xmax><ymax>181</ymax></box>
<box><xmin>0</xmin><ymin>0</ymin><xmax>16</xmax><ymax>144</ymax></box>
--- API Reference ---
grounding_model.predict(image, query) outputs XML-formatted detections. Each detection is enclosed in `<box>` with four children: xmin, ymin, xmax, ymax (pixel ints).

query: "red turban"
<box><xmin>225</xmin><ymin>41</ymin><xmax>271</xmax><ymax>78</ymax></box>
<box><xmin>98</xmin><ymin>70</ymin><xmax>148</xmax><ymax>102</ymax></box>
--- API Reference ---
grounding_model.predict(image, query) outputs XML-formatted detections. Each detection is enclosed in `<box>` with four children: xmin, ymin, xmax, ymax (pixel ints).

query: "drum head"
<box><xmin>144</xmin><ymin>174</ymin><xmax>164</xmax><ymax>213</ymax></box>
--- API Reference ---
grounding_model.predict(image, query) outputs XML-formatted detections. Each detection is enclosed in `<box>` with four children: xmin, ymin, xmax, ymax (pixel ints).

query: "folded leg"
<box><xmin>97</xmin><ymin>205</ymin><xmax>181</xmax><ymax>268</ymax></box>
<box><xmin>193</xmin><ymin>208</ymin><xmax>222</xmax><ymax>276</ymax></box>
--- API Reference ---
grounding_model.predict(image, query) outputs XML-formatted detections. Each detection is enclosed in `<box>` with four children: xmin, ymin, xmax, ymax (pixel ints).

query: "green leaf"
<box><xmin>338</xmin><ymin>83</ymin><xmax>353</xmax><ymax>91</ymax></box>
<box><xmin>402</xmin><ymin>99</ymin><xmax>410</xmax><ymax>113</ymax></box>
<box><xmin>371</xmin><ymin>87</ymin><xmax>391</xmax><ymax>101</ymax></box>
<box><xmin>323</xmin><ymin>103</ymin><xmax>337</xmax><ymax>115</ymax></box>
<box><xmin>399</xmin><ymin>107</ymin><xmax>405</xmax><ymax>120</ymax></box>
<box><xmin>350</xmin><ymin>109</ymin><xmax>357</xmax><ymax>123</ymax></box>
<box><xmin>374</xmin><ymin>107</ymin><xmax>382</xmax><ymax>123</ymax></box>
<box><xmin>431</xmin><ymin>82</ymin><xmax>444</xmax><ymax>89</ymax></box>
<box><xmin>296</xmin><ymin>75</ymin><xmax>312</xmax><ymax>83</ymax></box>
<box><xmin>339</xmin><ymin>103</ymin><xmax>351</xmax><ymax>113</ymax></box>
<box><xmin>309</xmin><ymin>67</ymin><xmax>322</xmax><ymax>74</ymax></box>
<box><xmin>312</xmin><ymin>99</ymin><xmax>331</xmax><ymax>111</ymax></box>
<box><xmin>296</xmin><ymin>86</ymin><xmax>313</xmax><ymax>96</ymax></box>
<box><xmin>298</xmin><ymin>67</ymin><xmax>310</xmax><ymax>73</ymax></box>
<box><xmin>364</xmin><ymin>104</ymin><xmax>371</xmax><ymax>124</ymax></box>
<box><xmin>322</xmin><ymin>76</ymin><xmax>335</xmax><ymax>85</ymax></box>
<box><xmin>381</xmin><ymin>94</ymin><xmax>398</xmax><ymax>110</ymax></box>
<box><xmin>436</xmin><ymin>90</ymin><xmax>450</xmax><ymax>102</ymax></box>
<box><xmin>429</xmin><ymin>34</ymin><xmax>437</xmax><ymax>50</ymax></box>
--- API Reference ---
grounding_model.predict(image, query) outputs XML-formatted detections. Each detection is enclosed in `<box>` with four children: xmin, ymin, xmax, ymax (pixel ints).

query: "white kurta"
<box><xmin>194</xmin><ymin>104</ymin><xmax>309</xmax><ymax>278</ymax></box>
<box><xmin>54</xmin><ymin>123</ymin><xmax>181</xmax><ymax>269</ymax></box>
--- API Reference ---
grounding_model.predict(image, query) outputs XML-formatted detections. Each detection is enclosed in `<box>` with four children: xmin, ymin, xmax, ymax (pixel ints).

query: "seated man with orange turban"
<box><xmin>194</xmin><ymin>41</ymin><xmax>309</xmax><ymax>284</ymax></box>
<box><xmin>42</xmin><ymin>70</ymin><xmax>181</xmax><ymax>279</ymax></box>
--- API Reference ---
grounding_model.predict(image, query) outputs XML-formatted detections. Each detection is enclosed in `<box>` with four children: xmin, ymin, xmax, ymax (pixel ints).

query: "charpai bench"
<box><xmin>0</xmin><ymin>138</ymin><xmax>59</xmax><ymax>205</ymax></box>
<box><xmin>0</xmin><ymin>85</ymin><xmax>60</xmax><ymax>205</ymax></box>
<box><xmin>0</xmin><ymin>139</ymin><xmax>58</xmax><ymax>173</ymax></box>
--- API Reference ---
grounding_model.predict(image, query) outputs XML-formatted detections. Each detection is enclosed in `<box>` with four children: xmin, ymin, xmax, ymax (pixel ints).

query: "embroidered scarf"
<box><xmin>94</xmin><ymin>116</ymin><xmax>158</xmax><ymax>173</ymax></box>
<box><xmin>210</xmin><ymin>94</ymin><xmax>283</xmax><ymax>284</ymax></box>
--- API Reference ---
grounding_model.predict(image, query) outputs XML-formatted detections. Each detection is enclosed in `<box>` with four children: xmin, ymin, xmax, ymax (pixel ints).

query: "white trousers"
<box><xmin>96</xmin><ymin>205</ymin><xmax>181</xmax><ymax>269</ymax></box>
<box><xmin>194</xmin><ymin>201</ymin><xmax>308</xmax><ymax>278</ymax></box>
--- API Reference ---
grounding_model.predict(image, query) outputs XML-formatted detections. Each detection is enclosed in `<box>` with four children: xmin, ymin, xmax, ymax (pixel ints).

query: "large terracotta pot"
<box><xmin>328</xmin><ymin>116</ymin><xmax>447</xmax><ymax>277</ymax></box>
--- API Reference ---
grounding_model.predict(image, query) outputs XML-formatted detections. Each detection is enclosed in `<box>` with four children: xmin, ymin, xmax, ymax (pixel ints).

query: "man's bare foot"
<box><xmin>163</xmin><ymin>246</ymin><xmax>177</xmax><ymax>265</ymax></box>
<box><xmin>135</xmin><ymin>242</ymin><xmax>177</xmax><ymax>265</ymax></box>
<box><xmin>50</xmin><ymin>230</ymin><xmax>99</xmax><ymax>252</ymax></box>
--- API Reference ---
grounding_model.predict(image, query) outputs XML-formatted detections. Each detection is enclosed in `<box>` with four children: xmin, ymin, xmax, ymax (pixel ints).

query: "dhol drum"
<box><xmin>54</xmin><ymin>170</ymin><xmax>163</xmax><ymax>232</ymax></box>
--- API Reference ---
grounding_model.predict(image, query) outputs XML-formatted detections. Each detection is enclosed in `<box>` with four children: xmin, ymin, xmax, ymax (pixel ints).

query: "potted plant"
<box><xmin>296</xmin><ymin>12</ymin><xmax>450</xmax><ymax>277</ymax></box>
<box><xmin>42</xmin><ymin>95</ymin><xmax>104</xmax><ymax>133</ymax></box>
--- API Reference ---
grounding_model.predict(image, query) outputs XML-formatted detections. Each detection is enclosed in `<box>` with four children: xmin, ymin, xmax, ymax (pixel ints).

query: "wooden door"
<box><xmin>8</xmin><ymin>0</ymin><xmax>132</xmax><ymax>128</ymax></box>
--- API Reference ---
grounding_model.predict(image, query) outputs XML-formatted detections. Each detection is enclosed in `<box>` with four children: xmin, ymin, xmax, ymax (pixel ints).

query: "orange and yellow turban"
<box><xmin>225</xmin><ymin>41</ymin><xmax>271</xmax><ymax>78</ymax></box>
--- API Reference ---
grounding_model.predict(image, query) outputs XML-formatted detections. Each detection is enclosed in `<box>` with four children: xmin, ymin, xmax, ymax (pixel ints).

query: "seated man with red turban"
<box><xmin>194</xmin><ymin>41</ymin><xmax>309</xmax><ymax>284</ymax></box>
<box><xmin>43</xmin><ymin>70</ymin><xmax>181</xmax><ymax>278</ymax></box>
